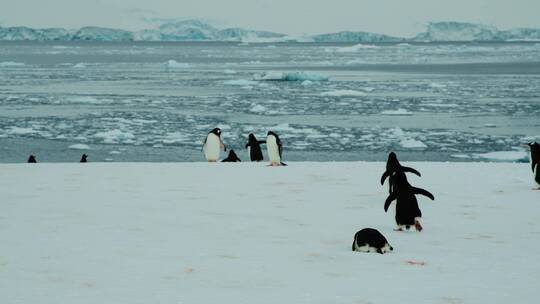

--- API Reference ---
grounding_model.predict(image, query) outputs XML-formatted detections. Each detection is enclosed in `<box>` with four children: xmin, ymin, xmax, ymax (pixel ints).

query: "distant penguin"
<box><xmin>352</xmin><ymin>228</ymin><xmax>393</xmax><ymax>254</ymax></box>
<box><xmin>245</xmin><ymin>133</ymin><xmax>266</xmax><ymax>162</ymax></box>
<box><xmin>80</xmin><ymin>154</ymin><xmax>88</xmax><ymax>163</ymax></box>
<box><xmin>266</xmin><ymin>131</ymin><xmax>287</xmax><ymax>166</ymax></box>
<box><xmin>384</xmin><ymin>171</ymin><xmax>434</xmax><ymax>232</ymax></box>
<box><xmin>222</xmin><ymin>150</ymin><xmax>241</xmax><ymax>162</ymax></box>
<box><xmin>526</xmin><ymin>142</ymin><xmax>540</xmax><ymax>188</ymax></box>
<box><xmin>202</xmin><ymin>128</ymin><xmax>226</xmax><ymax>162</ymax></box>
<box><xmin>381</xmin><ymin>152</ymin><xmax>421</xmax><ymax>194</ymax></box>
<box><xmin>27</xmin><ymin>155</ymin><xmax>37</xmax><ymax>163</ymax></box>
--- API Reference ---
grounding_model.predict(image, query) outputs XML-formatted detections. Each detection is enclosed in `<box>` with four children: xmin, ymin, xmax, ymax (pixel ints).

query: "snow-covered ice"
<box><xmin>380</xmin><ymin>109</ymin><xmax>414</xmax><ymax>116</ymax></box>
<box><xmin>320</xmin><ymin>90</ymin><xmax>366</xmax><ymax>97</ymax></box>
<box><xmin>165</xmin><ymin>60</ymin><xmax>190</xmax><ymax>69</ymax></box>
<box><xmin>68</xmin><ymin>144</ymin><xmax>91</xmax><ymax>150</ymax></box>
<box><xmin>1</xmin><ymin>162</ymin><xmax>539</xmax><ymax>303</ymax></box>
<box><xmin>473</xmin><ymin>150</ymin><xmax>529</xmax><ymax>162</ymax></box>
<box><xmin>335</xmin><ymin>44</ymin><xmax>379</xmax><ymax>52</ymax></box>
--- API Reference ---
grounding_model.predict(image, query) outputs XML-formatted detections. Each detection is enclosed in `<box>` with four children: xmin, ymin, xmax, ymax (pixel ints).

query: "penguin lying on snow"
<box><xmin>222</xmin><ymin>150</ymin><xmax>241</xmax><ymax>162</ymax></box>
<box><xmin>80</xmin><ymin>154</ymin><xmax>88</xmax><ymax>163</ymax></box>
<box><xmin>266</xmin><ymin>131</ymin><xmax>287</xmax><ymax>166</ymax></box>
<box><xmin>245</xmin><ymin>133</ymin><xmax>266</xmax><ymax>162</ymax></box>
<box><xmin>381</xmin><ymin>152</ymin><xmax>421</xmax><ymax>194</ymax></box>
<box><xmin>203</xmin><ymin>128</ymin><xmax>226</xmax><ymax>162</ymax></box>
<box><xmin>27</xmin><ymin>155</ymin><xmax>37</xmax><ymax>163</ymax></box>
<box><xmin>352</xmin><ymin>228</ymin><xmax>393</xmax><ymax>254</ymax></box>
<box><xmin>525</xmin><ymin>142</ymin><xmax>540</xmax><ymax>189</ymax></box>
<box><xmin>384</xmin><ymin>170</ymin><xmax>434</xmax><ymax>232</ymax></box>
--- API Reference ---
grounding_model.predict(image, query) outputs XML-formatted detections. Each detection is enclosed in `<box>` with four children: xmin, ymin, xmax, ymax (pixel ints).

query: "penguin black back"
<box><xmin>27</xmin><ymin>155</ymin><xmax>37</xmax><ymax>163</ymax></box>
<box><xmin>527</xmin><ymin>142</ymin><xmax>540</xmax><ymax>173</ymax></box>
<box><xmin>222</xmin><ymin>150</ymin><xmax>241</xmax><ymax>162</ymax></box>
<box><xmin>380</xmin><ymin>152</ymin><xmax>421</xmax><ymax>194</ymax></box>
<box><xmin>245</xmin><ymin>133</ymin><xmax>265</xmax><ymax>161</ymax></box>
<box><xmin>352</xmin><ymin>228</ymin><xmax>393</xmax><ymax>254</ymax></box>
<box><xmin>527</xmin><ymin>142</ymin><xmax>540</xmax><ymax>187</ymax></box>
<box><xmin>384</xmin><ymin>171</ymin><xmax>434</xmax><ymax>231</ymax></box>
<box><xmin>80</xmin><ymin>154</ymin><xmax>88</xmax><ymax>163</ymax></box>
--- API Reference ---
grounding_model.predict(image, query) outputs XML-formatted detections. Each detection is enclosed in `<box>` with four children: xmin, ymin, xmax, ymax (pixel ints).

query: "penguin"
<box><xmin>525</xmin><ymin>142</ymin><xmax>540</xmax><ymax>189</ymax></box>
<box><xmin>245</xmin><ymin>133</ymin><xmax>266</xmax><ymax>162</ymax></box>
<box><xmin>384</xmin><ymin>170</ymin><xmax>434</xmax><ymax>232</ymax></box>
<box><xmin>80</xmin><ymin>154</ymin><xmax>88</xmax><ymax>163</ymax></box>
<box><xmin>380</xmin><ymin>152</ymin><xmax>421</xmax><ymax>194</ymax></box>
<box><xmin>352</xmin><ymin>228</ymin><xmax>393</xmax><ymax>254</ymax></box>
<box><xmin>266</xmin><ymin>131</ymin><xmax>287</xmax><ymax>166</ymax></box>
<box><xmin>202</xmin><ymin>128</ymin><xmax>226</xmax><ymax>162</ymax></box>
<box><xmin>221</xmin><ymin>150</ymin><xmax>241</xmax><ymax>162</ymax></box>
<box><xmin>27</xmin><ymin>155</ymin><xmax>37</xmax><ymax>163</ymax></box>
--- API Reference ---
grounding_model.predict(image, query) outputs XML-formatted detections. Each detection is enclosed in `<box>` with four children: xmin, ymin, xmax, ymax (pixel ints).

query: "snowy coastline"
<box><xmin>1</xmin><ymin>162</ymin><xmax>538</xmax><ymax>303</ymax></box>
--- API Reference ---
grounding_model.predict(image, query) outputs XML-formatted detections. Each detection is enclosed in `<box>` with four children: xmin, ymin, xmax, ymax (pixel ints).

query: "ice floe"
<box><xmin>68</xmin><ymin>144</ymin><xmax>91</xmax><ymax>150</ymax></box>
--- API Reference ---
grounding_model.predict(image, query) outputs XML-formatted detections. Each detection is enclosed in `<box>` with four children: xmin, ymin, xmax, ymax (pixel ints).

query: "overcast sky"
<box><xmin>1</xmin><ymin>0</ymin><xmax>539</xmax><ymax>37</ymax></box>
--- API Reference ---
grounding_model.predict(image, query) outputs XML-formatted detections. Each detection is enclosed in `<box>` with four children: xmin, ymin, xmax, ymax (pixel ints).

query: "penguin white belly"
<box><xmin>535</xmin><ymin>164</ymin><xmax>540</xmax><ymax>187</ymax></box>
<box><xmin>267</xmin><ymin>135</ymin><xmax>281</xmax><ymax>164</ymax></box>
<box><xmin>204</xmin><ymin>133</ymin><xmax>221</xmax><ymax>161</ymax></box>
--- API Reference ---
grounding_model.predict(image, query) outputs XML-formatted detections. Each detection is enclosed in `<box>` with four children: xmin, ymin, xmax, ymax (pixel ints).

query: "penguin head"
<box><xmin>210</xmin><ymin>128</ymin><xmax>221</xmax><ymax>136</ymax></box>
<box><xmin>388</xmin><ymin>152</ymin><xmax>397</xmax><ymax>161</ymax></box>
<box><xmin>380</xmin><ymin>243</ymin><xmax>393</xmax><ymax>254</ymax></box>
<box><xmin>527</xmin><ymin>142</ymin><xmax>540</xmax><ymax>152</ymax></box>
<box><xmin>267</xmin><ymin>131</ymin><xmax>277</xmax><ymax>137</ymax></box>
<box><xmin>248</xmin><ymin>133</ymin><xmax>256</xmax><ymax>141</ymax></box>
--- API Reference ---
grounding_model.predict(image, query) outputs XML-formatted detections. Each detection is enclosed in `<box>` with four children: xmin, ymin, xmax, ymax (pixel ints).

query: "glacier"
<box><xmin>1</xmin><ymin>20</ymin><xmax>540</xmax><ymax>42</ymax></box>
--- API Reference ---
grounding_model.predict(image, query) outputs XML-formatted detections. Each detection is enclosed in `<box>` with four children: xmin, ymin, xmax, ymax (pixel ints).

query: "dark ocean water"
<box><xmin>1</xmin><ymin>41</ymin><xmax>539</xmax><ymax>163</ymax></box>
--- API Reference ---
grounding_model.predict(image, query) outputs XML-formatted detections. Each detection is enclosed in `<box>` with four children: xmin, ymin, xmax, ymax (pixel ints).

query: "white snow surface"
<box><xmin>1</xmin><ymin>162</ymin><xmax>539</xmax><ymax>304</ymax></box>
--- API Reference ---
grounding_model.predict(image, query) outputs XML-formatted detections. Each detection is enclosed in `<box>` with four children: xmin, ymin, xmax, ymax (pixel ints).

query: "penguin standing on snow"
<box><xmin>384</xmin><ymin>170</ymin><xmax>434</xmax><ymax>232</ymax></box>
<box><xmin>222</xmin><ymin>150</ymin><xmax>241</xmax><ymax>162</ymax></box>
<box><xmin>80</xmin><ymin>154</ymin><xmax>88</xmax><ymax>163</ymax></box>
<box><xmin>352</xmin><ymin>228</ymin><xmax>393</xmax><ymax>254</ymax></box>
<box><xmin>202</xmin><ymin>128</ymin><xmax>226</xmax><ymax>162</ymax></box>
<box><xmin>525</xmin><ymin>142</ymin><xmax>540</xmax><ymax>189</ymax></box>
<box><xmin>245</xmin><ymin>133</ymin><xmax>266</xmax><ymax>162</ymax></box>
<box><xmin>381</xmin><ymin>152</ymin><xmax>421</xmax><ymax>194</ymax></box>
<box><xmin>266</xmin><ymin>131</ymin><xmax>287</xmax><ymax>166</ymax></box>
<box><xmin>27</xmin><ymin>155</ymin><xmax>37</xmax><ymax>163</ymax></box>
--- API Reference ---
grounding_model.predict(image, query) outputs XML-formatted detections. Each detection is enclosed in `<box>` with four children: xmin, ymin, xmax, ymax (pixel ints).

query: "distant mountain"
<box><xmin>311</xmin><ymin>31</ymin><xmax>403</xmax><ymax>43</ymax></box>
<box><xmin>413</xmin><ymin>22</ymin><xmax>540</xmax><ymax>42</ymax></box>
<box><xmin>1</xmin><ymin>20</ymin><xmax>539</xmax><ymax>42</ymax></box>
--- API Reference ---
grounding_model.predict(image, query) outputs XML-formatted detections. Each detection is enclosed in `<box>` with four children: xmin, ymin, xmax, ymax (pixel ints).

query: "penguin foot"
<box><xmin>393</xmin><ymin>227</ymin><xmax>404</xmax><ymax>232</ymax></box>
<box><xmin>414</xmin><ymin>220</ymin><xmax>423</xmax><ymax>232</ymax></box>
<box><xmin>533</xmin><ymin>187</ymin><xmax>540</xmax><ymax>191</ymax></box>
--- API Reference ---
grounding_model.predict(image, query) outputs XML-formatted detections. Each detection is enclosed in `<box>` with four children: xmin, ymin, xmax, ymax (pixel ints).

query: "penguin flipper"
<box><xmin>401</xmin><ymin>166</ymin><xmax>421</xmax><ymax>177</ymax></box>
<box><xmin>258</xmin><ymin>140</ymin><xmax>267</xmax><ymax>145</ymax></box>
<box><xmin>412</xmin><ymin>187</ymin><xmax>435</xmax><ymax>200</ymax></box>
<box><xmin>280</xmin><ymin>162</ymin><xmax>288</xmax><ymax>166</ymax></box>
<box><xmin>384</xmin><ymin>193</ymin><xmax>396</xmax><ymax>212</ymax></box>
<box><xmin>380</xmin><ymin>171</ymin><xmax>390</xmax><ymax>185</ymax></box>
